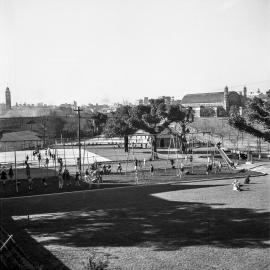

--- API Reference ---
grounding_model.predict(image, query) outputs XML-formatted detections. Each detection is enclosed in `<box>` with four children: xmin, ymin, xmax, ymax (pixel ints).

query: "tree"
<box><xmin>129</xmin><ymin>99</ymin><xmax>193</xmax><ymax>159</ymax></box>
<box><xmin>89</xmin><ymin>112</ymin><xmax>108</xmax><ymax>136</ymax></box>
<box><xmin>103</xmin><ymin>105</ymin><xmax>136</xmax><ymax>152</ymax></box>
<box><xmin>229</xmin><ymin>90</ymin><xmax>270</xmax><ymax>142</ymax></box>
<box><xmin>200</xmin><ymin>106</ymin><xmax>216</xmax><ymax>117</ymax></box>
<box><xmin>104</xmin><ymin>100</ymin><xmax>193</xmax><ymax>159</ymax></box>
<box><xmin>217</xmin><ymin>106</ymin><xmax>228</xmax><ymax>117</ymax></box>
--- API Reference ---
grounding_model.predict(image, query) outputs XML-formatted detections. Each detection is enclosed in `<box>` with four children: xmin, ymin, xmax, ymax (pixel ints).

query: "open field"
<box><xmin>1</xmin><ymin>163</ymin><xmax>269</xmax><ymax>270</ymax></box>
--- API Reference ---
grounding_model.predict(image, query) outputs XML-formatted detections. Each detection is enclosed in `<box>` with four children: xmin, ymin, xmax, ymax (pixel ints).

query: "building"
<box><xmin>5</xmin><ymin>87</ymin><xmax>11</xmax><ymax>110</ymax></box>
<box><xmin>0</xmin><ymin>130</ymin><xmax>43</xmax><ymax>151</ymax></box>
<box><xmin>159</xmin><ymin>96</ymin><xmax>172</xmax><ymax>104</ymax></box>
<box><xmin>143</xmin><ymin>97</ymin><xmax>149</xmax><ymax>105</ymax></box>
<box><xmin>181</xmin><ymin>86</ymin><xmax>247</xmax><ymax>117</ymax></box>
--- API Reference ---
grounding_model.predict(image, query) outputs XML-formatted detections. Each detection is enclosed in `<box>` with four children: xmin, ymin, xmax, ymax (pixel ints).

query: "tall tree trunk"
<box><xmin>150</xmin><ymin>135</ymin><xmax>158</xmax><ymax>160</ymax></box>
<box><xmin>124</xmin><ymin>134</ymin><xmax>129</xmax><ymax>152</ymax></box>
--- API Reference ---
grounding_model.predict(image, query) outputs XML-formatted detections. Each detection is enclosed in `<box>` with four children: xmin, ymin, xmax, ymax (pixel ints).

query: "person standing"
<box><xmin>117</xmin><ymin>163</ymin><xmax>122</xmax><ymax>174</ymax></box>
<box><xmin>58</xmin><ymin>172</ymin><xmax>64</xmax><ymax>190</ymax></box>
<box><xmin>8</xmin><ymin>165</ymin><xmax>14</xmax><ymax>180</ymax></box>
<box><xmin>244</xmin><ymin>174</ymin><xmax>250</xmax><ymax>184</ymax></box>
<box><xmin>26</xmin><ymin>163</ymin><xmax>31</xmax><ymax>178</ymax></box>
<box><xmin>134</xmin><ymin>159</ymin><xmax>138</xmax><ymax>171</ymax></box>
<box><xmin>27</xmin><ymin>176</ymin><xmax>33</xmax><ymax>191</ymax></box>
<box><xmin>135</xmin><ymin>169</ymin><xmax>139</xmax><ymax>184</ymax></box>
<box><xmin>75</xmin><ymin>171</ymin><xmax>80</xmax><ymax>186</ymax></box>
<box><xmin>1</xmin><ymin>169</ymin><xmax>7</xmax><ymax>188</ymax></box>
<box><xmin>150</xmin><ymin>164</ymin><xmax>154</xmax><ymax>176</ymax></box>
<box><xmin>179</xmin><ymin>162</ymin><xmax>184</xmax><ymax>178</ymax></box>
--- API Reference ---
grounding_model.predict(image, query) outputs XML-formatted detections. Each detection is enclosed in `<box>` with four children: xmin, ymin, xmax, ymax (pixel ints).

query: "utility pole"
<box><xmin>74</xmin><ymin>106</ymin><xmax>83</xmax><ymax>174</ymax></box>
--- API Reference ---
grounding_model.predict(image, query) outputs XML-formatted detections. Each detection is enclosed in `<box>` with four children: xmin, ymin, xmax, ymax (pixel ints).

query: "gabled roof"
<box><xmin>132</xmin><ymin>129</ymin><xmax>151</xmax><ymax>136</ymax></box>
<box><xmin>0</xmin><ymin>131</ymin><xmax>42</xmax><ymax>142</ymax></box>
<box><xmin>181</xmin><ymin>92</ymin><xmax>224</xmax><ymax>104</ymax></box>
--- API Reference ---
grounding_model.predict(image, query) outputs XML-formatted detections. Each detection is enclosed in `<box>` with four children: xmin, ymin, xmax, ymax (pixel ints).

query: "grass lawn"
<box><xmin>1</xmin><ymin>164</ymin><xmax>269</xmax><ymax>270</ymax></box>
<box><xmin>0</xmin><ymin>163</ymin><xmax>261</xmax><ymax>198</ymax></box>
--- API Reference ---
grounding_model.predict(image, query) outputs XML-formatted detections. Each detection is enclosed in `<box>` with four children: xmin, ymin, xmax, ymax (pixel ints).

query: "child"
<box><xmin>8</xmin><ymin>165</ymin><xmax>14</xmax><ymax>180</ymax></box>
<box><xmin>232</xmin><ymin>179</ymin><xmax>241</xmax><ymax>191</ymax></box>
<box><xmin>58</xmin><ymin>173</ymin><xmax>64</xmax><ymax>190</ymax></box>
<box><xmin>85</xmin><ymin>169</ymin><xmax>92</xmax><ymax>188</ymax></box>
<box><xmin>216</xmin><ymin>161</ymin><xmax>222</xmax><ymax>173</ymax></box>
<box><xmin>26</xmin><ymin>163</ymin><xmax>31</xmax><ymax>178</ymax></box>
<box><xmin>28</xmin><ymin>176</ymin><xmax>33</xmax><ymax>191</ymax></box>
<box><xmin>75</xmin><ymin>171</ymin><xmax>80</xmax><ymax>186</ymax></box>
<box><xmin>170</xmin><ymin>159</ymin><xmax>175</xmax><ymax>169</ymax></box>
<box><xmin>135</xmin><ymin>169</ymin><xmax>139</xmax><ymax>184</ymax></box>
<box><xmin>42</xmin><ymin>178</ymin><xmax>47</xmax><ymax>187</ymax></box>
<box><xmin>1</xmin><ymin>169</ymin><xmax>7</xmax><ymax>187</ymax></box>
<box><xmin>117</xmin><ymin>163</ymin><xmax>122</xmax><ymax>174</ymax></box>
<box><xmin>179</xmin><ymin>162</ymin><xmax>184</xmax><ymax>178</ymax></box>
<box><xmin>150</xmin><ymin>164</ymin><xmax>154</xmax><ymax>176</ymax></box>
<box><xmin>244</xmin><ymin>175</ymin><xmax>250</xmax><ymax>184</ymax></box>
<box><xmin>134</xmin><ymin>159</ymin><xmax>138</xmax><ymax>171</ymax></box>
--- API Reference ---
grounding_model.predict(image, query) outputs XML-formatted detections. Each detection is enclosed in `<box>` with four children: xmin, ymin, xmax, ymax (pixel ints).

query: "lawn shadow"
<box><xmin>3</xmin><ymin>183</ymin><xmax>269</xmax><ymax>252</ymax></box>
<box><xmin>1</xmin><ymin>216</ymin><xmax>70</xmax><ymax>270</ymax></box>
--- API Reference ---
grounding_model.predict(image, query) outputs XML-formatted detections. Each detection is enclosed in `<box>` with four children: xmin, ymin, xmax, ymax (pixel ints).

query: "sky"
<box><xmin>0</xmin><ymin>0</ymin><xmax>269</xmax><ymax>105</ymax></box>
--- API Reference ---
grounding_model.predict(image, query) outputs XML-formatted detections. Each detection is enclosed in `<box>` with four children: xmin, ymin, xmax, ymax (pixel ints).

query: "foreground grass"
<box><xmin>1</xmin><ymin>168</ymin><xmax>269</xmax><ymax>270</ymax></box>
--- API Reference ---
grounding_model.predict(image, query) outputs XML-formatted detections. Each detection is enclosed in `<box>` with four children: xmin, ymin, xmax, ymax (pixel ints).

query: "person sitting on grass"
<box><xmin>232</xmin><ymin>179</ymin><xmax>241</xmax><ymax>191</ymax></box>
<box><xmin>84</xmin><ymin>168</ymin><xmax>90</xmax><ymax>181</ymax></box>
<box><xmin>42</xmin><ymin>178</ymin><xmax>47</xmax><ymax>187</ymax></box>
<box><xmin>244</xmin><ymin>174</ymin><xmax>250</xmax><ymax>184</ymax></box>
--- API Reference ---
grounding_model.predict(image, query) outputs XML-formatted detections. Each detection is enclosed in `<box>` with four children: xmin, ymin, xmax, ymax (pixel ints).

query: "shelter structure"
<box><xmin>0</xmin><ymin>130</ymin><xmax>43</xmax><ymax>151</ymax></box>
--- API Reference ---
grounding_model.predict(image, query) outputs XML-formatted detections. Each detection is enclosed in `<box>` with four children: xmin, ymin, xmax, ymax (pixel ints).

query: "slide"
<box><xmin>216</xmin><ymin>147</ymin><xmax>236</xmax><ymax>170</ymax></box>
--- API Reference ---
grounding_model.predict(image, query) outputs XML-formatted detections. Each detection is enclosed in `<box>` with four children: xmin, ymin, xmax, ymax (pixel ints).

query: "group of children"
<box><xmin>232</xmin><ymin>174</ymin><xmax>251</xmax><ymax>192</ymax></box>
<box><xmin>0</xmin><ymin>165</ymin><xmax>14</xmax><ymax>187</ymax></box>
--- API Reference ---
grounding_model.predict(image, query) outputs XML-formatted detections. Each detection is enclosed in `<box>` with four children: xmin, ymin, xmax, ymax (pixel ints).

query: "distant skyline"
<box><xmin>0</xmin><ymin>0</ymin><xmax>269</xmax><ymax>105</ymax></box>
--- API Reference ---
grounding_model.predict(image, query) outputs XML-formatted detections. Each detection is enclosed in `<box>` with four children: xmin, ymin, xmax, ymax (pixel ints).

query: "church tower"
<box><xmin>5</xmin><ymin>87</ymin><xmax>11</xmax><ymax>110</ymax></box>
<box><xmin>224</xmin><ymin>86</ymin><xmax>229</xmax><ymax>112</ymax></box>
<box><xmin>243</xmin><ymin>86</ymin><xmax>247</xmax><ymax>98</ymax></box>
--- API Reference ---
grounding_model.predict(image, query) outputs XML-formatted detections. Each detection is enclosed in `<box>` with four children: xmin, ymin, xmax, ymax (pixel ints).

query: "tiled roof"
<box><xmin>0</xmin><ymin>131</ymin><xmax>42</xmax><ymax>142</ymax></box>
<box><xmin>181</xmin><ymin>92</ymin><xmax>224</xmax><ymax>104</ymax></box>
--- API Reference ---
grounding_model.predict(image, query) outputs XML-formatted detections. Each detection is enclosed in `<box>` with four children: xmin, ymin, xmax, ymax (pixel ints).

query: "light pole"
<box><xmin>74</xmin><ymin>106</ymin><xmax>83</xmax><ymax>174</ymax></box>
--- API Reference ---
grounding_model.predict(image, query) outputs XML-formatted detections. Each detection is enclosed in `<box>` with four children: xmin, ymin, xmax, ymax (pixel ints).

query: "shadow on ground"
<box><xmin>2</xmin><ymin>183</ymin><xmax>269</xmax><ymax>253</ymax></box>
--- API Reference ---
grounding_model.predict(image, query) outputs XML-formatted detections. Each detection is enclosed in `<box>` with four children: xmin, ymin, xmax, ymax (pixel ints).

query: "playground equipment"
<box><xmin>216</xmin><ymin>146</ymin><xmax>236</xmax><ymax>170</ymax></box>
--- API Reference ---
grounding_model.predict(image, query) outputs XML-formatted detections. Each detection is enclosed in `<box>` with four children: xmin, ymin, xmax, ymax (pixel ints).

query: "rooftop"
<box><xmin>181</xmin><ymin>92</ymin><xmax>224</xmax><ymax>104</ymax></box>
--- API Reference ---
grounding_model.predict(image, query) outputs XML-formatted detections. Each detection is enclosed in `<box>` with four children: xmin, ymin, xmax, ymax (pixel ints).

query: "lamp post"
<box><xmin>74</xmin><ymin>106</ymin><xmax>83</xmax><ymax>174</ymax></box>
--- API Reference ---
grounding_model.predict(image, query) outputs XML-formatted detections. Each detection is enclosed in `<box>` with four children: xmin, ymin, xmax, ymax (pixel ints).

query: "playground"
<box><xmin>1</xmin><ymin>165</ymin><xmax>269</xmax><ymax>270</ymax></box>
<box><xmin>0</xmin><ymin>134</ymin><xmax>269</xmax><ymax>269</ymax></box>
<box><xmin>0</xmin><ymin>142</ymin><xmax>264</xmax><ymax>198</ymax></box>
